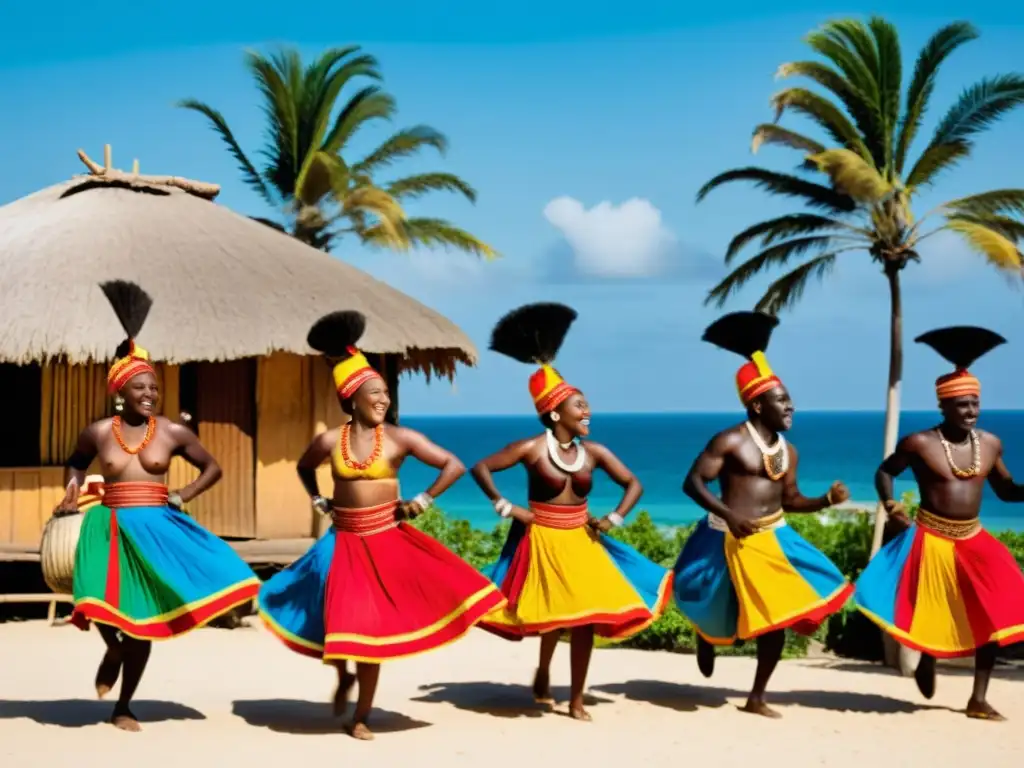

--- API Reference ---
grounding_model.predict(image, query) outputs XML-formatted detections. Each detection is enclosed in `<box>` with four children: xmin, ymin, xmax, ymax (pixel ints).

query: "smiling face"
<box><xmin>120</xmin><ymin>371</ymin><xmax>159</xmax><ymax>418</ymax></box>
<box><xmin>553</xmin><ymin>390</ymin><xmax>591</xmax><ymax>437</ymax></box>
<box><xmin>750</xmin><ymin>385</ymin><xmax>794</xmax><ymax>433</ymax></box>
<box><xmin>940</xmin><ymin>394</ymin><xmax>979</xmax><ymax>431</ymax></box>
<box><xmin>347</xmin><ymin>377</ymin><xmax>391</xmax><ymax>426</ymax></box>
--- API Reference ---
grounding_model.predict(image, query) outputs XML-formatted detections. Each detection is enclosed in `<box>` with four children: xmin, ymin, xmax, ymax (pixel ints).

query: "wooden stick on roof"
<box><xmin>76</xmin><ymin>145</ymin><xmax>221</xmax><ymax>200</ymax></box>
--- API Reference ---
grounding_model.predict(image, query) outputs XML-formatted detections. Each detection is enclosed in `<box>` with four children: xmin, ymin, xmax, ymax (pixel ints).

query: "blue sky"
<box><xmin>3</xmin><ymin>3</ymin><xmax>1024</xmax><ymax>415</ymax></box>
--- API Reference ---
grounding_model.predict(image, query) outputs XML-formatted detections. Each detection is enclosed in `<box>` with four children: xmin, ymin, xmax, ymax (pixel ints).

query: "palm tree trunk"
<box><xmin>873</xmin><ymin>266</ymin><xmax>919</xmax><ymax>676</ymax></box>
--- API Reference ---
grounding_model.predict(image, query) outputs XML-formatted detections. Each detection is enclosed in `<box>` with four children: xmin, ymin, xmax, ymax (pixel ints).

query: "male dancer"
<box><xmin>674</xmin><ymin>311</ymin><xmax>852</xmax><ymax>718</ymax></box>
<box><xmin>855</xmin><ymin>326</ymin><xmax>1024</xmax><ymax>721</ymax></box>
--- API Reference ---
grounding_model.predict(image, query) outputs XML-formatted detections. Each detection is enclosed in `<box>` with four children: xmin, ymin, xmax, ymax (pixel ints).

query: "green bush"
<box><xmin>411</xmin><ymin>500</ymin><xmax>1023</xmax><ymax>660</ymax></box>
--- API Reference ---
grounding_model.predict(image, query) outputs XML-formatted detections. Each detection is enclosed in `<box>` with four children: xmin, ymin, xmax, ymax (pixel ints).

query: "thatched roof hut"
<box><xmin>0</xmin><ymin>148</ymin><xmax>476</xmax><ymax>547</ymax></box>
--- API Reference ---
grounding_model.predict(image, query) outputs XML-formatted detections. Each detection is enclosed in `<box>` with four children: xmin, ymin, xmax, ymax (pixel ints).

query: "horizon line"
<box><xmin>399</xmin><ymin>408</ymin><xmax>1024</xmax><ymax>419</ymax></box>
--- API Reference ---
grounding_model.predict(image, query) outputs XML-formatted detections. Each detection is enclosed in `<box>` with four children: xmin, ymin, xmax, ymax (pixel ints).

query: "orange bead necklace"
<box><xmin>339</xmin><ymin>423</ymin><xmax>384</xmax><ymax>470</ymax></box>
<box><xmin>112</xmin><ymin>415</ymin><xmax>157</xmax><ymax>455</ymax></box>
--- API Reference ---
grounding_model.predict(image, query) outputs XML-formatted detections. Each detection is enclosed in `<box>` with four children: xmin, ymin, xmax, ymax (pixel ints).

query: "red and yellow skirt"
<box><xmin>258</xmin><ymin>501</ymin><xmax>506</xmax><ymax>663</ymax></box>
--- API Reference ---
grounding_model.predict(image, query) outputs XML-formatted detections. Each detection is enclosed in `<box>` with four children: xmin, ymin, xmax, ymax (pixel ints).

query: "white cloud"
<box><xmin>543</xmin><ymin>196</ymin><xmax>677</xmax><ymax>278</ymax></box>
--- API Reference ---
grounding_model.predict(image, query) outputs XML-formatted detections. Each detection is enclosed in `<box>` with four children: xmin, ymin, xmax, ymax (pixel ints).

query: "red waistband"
<box><xmin>332</xmin><ymin>501</ymin><xmax>399</xmax><ymax>536</ymax></box>
<box><xmin>528</xmin><ymin>501</ymin><xmax>589</xmax><ymax>529</ymax></box>
<box><xmin>102</xmin><ymin>481</ymin><xmax>169</xmax><ymax>509</ymax></box>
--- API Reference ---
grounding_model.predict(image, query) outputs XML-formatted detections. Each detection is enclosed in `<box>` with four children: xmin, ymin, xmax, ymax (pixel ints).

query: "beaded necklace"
<box><xmin>745</xmin><ymin>421</ymin><xmax>788</xmax><ymax>481</ymax></box>
<box><xmin>112</xmin><ymin>415</ymin><xmax>157</xmax><ymax>455</ymax></box>
<box><xmin>936</xmin><ymin>427</ymin><xmax>981</xmax><ymax>479</ymax></box>
<box><xmin>340</xmin><ymin>423</ymin><xmax>384</xmax><ymax>470</ymax></box>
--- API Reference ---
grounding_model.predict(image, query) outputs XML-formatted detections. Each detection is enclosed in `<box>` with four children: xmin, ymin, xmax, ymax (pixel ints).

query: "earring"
<box><xmin>114</xmin><ymin>395</ymin><xmax>125</xmax><ymax>413</ymax></box>
<box><xmin>550</xmin><ymin>412</ymin><xmax>560</xmax><ymax>422</ymax></box>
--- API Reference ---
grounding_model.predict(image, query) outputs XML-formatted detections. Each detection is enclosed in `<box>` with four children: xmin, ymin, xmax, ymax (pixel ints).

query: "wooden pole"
<box><xmin>104</xmin><ymin>144</ymin><xmax>112</xmax><ymax>170</ymax></box>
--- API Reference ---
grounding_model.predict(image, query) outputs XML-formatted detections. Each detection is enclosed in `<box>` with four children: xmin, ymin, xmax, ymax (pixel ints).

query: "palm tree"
<box><xmin>178</xmin><ymin>46</ymin><xmax>496</xmax><ymax>257</ymax></box>
<box><xmin>696</xmin><ymin>18</ymin><xmax>1024</xmax><ymax>557</ymax></box>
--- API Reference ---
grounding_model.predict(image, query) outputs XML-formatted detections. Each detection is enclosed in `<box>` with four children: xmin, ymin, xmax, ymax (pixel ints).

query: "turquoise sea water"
<box><xmin>394</xmin><ymin>411</ymin><xmax>1024</xmax><ymax>533</ymax></box>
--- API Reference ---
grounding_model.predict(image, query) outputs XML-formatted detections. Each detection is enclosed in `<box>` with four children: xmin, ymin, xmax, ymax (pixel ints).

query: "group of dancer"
<box><xmin>50</xmin><ymin>280</ymin><xmax>1024</xmax><ymax>736</ymax></box>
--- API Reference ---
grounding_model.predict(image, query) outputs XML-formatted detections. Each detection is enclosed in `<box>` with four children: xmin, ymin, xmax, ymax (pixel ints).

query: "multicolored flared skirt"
<box><xmin>854</xmin><ymin>509</ymin><xmax>1024</xmax><ymax>658</ymax></box>
<box><xmin>673</xmin><ymin>511</ymin><xmax>852</xmax><ymax>645</ymax></box>
<box><xmin>479</xmin><ymin>502</ymin><xmax>671</xmax><ymax>641</ymax></box>
<box><xmin>258</xmin><ymin>501</ymin><xmax>506</xmax><ymax>663</ymax></box>
<box><xmin>71</xmin><ymin>482</ymin><xmax>261</xmax><ymax>640</ymax></box>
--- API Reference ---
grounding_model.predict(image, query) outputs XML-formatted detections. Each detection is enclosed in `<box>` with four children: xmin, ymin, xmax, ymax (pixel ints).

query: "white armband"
<box><xmin>607</xmin><ymin>512</ymin><xmax>625</xmax><ymax>527</ymax></box>
<box><xmin>493</xmin><ymin>498</ymin><xmax>513</xmax><ymax>518</ymax></box>
<box><xmin>413</xmin><ymin>492</ymin><xmax>434</xmax><ymax>511</ymax></box>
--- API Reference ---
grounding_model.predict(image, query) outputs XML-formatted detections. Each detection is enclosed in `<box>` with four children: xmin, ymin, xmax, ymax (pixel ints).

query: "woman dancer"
<box><xmin>471</xmin><ymin>302</ymin><xmax>671</xmax><ymax>721</ymax></box>
<box><xmin>54</xmin><ymin>280</ymin><xmax>261</xmax><ymax>732</ymax></box>
<box><xmin>258</xmin><ymin>310</ymin><xmax>505</xmax><ymax>740</ymax></box>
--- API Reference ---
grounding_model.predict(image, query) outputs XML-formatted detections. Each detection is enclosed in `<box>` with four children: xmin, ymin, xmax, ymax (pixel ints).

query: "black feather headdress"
<box><xmin>99</xmin><ymin>280</ymin><xmax>153</xmax><ymax>359</ymax></box>
<box><xmin>307</xmin><ymin>310</ymin><xmax>382</xmax><ymax>399</ymax></box>
<box><xmin>702</xmin><ymin>311</ymin><xmax>783</xmax><ymax>404</ymax></box>
<box><xmin>489</xmin><ymin>303</ymin><xmax>578</xmax><ymax>364</ymax></box>
<box><xmin>915</xmin><ymin>325</ymin><xmax>1006</xmax><ymax>400</ymax></box>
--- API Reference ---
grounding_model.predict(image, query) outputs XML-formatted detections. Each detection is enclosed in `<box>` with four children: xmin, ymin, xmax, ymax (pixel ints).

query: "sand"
<box><xmin>1</xmin><ymin>620</ymin><xmax>1020</xmax><ymax>766</ymax></box>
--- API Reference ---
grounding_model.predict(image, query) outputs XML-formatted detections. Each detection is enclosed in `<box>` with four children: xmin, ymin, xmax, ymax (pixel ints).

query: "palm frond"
<box><xmin>751</xmin><ymin>123</ymin><xmax>826</xmax><ymax>158</ymax></box>
<box><xmin>385</xmin><ymin>172</ymin><xmax>477</xmax><ymax>203</ymax></box>
<box><xmin>704</xmin><ymin>236</ymin><xmax>837</xmax><ymax>308</ymax></box>
<box><xmin>754</xmin><ymin>252</ymin><xmax>847</xmax><ymax>314</ymax></box>
<box><xmin>942</xmin><ymin>212</ymin><xmax>1024</xmax><ymax>243</ymax></box>
<box><xmin>696</xmin><ymin>167</ymin><xmax>857</xmax><ymax>214</ymax></box>
<box><xmin>352</xmin><ymin>126</ymin><xmax>448</xmax><ymax>175</ymax></box>
<box><xmin>807</xmin><ymin>148</ymin><xmax>892</xmax><ymax>203</ymax></box>
<box><xmin>944</xmin><ymin>217</ymin><xmax>1024</xmax><ymax>270</ymax></box>
<box><xmin>927</xmin><ymin>74</ymin><xmax>1024</xmax><ymax>149</ymax></box>
<box><xmin>362</xmin><ymin>217</ymin><xmax>498</xmax><ymax>259</ymax></box>
<box><xmin>903</xmin><ymin>139</ymin><xmax>970</xmax><ymax>189</ymax></box>
<box><xmin>894</xmin><ymin>21</ymin><xmax>978</xmax><ymax>174</ymax></box>
<box><xmin>244</xmin><ymin>50</ymin><xmax>300</xmax><ymax>195</ymax></box>
<box><xmin>771</xmin><ymin>87</ymin><xmax>872</xmax><ymax>160</ymax></box>
<box><xmin>805</xmin><ymin>26</ymin><xmax>879</xmax><ymax>101</ymax></box>
<box><xmin>867</xmin><ymin>17</ymin><xmax>902</xmax><ymax>172</ymax></box>
<box><xmin>176</xmin><ymin>99</ymin><xmax>275</xmax><ymax>205</ymax></box>
<box><xmin>295</xmin><ymin>149</ymin><xmax>343</xmax><ymax>207</ymax></box>
<box><xmin>300</xmin><ymin>47</ymin><xmax>380</xmax><ymax>154</ymax></box>
<box><xmin>322</xmin><ymin>85</ymin><xmax>396</xmax><ymax>155</ymax></box>
<box><xmin>943</xmin><ymin>189</ymin><xmax>1024</xmax><ymax>217</ymax></box>
<box><xmin>724</xmin><ymin>214</ymin><xmax>858</xmax><ymax>263</ymax></box>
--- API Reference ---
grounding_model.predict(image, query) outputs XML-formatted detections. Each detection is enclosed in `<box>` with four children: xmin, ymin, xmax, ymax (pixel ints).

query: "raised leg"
<box><xmin>740</xmin><ymin>630</ymin><xmax>784</xmax><ymax>719</ymax></box>
<box><xmin>533</xmin><ymin>631</ymin><xmax>559</xmax><ymax>705</ymax></box>
<box><xmin>568</xmin><ymin>625</ymin><xmax>595</xmax><ymax>721</ymax></box>
<box><xmin>966</xmin><ymin>644</ymin><xmax>1005</xmax><ymax>721</ymax></box>
<box><xmin>95</xmin><ymin>624</ymin><xmax>124</xmax><ymax>700</ymax></box>
<box><xmin>332</xmin><ymin>660</ymin><xmax>356</xmax><ymax>717</ymax></box>
<box><xmin>110</xmin><ymin>634</ymin><xmax>152</xmax><ymax>731</ymax></box>
<box><xmin>914</xmin><ymin>652</ymin><xmax>937</xmax><ymax>699</ymax></box>
<box><xmin>696</xmin><ymin>635</ymin><xmax>716</xmax><ymax>678</ymax></box>
<box><xmin>348</xmin><ymin>662</ymin><xmax>381</xmax><ymax>740</ymax></box>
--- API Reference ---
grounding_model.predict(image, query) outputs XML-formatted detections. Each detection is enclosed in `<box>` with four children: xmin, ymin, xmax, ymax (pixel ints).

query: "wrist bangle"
<box><xmin>826</xmin><ymin>489</ymin><xmax>834</xmax><ymax>506</ymax></box>
<box><xmin>607</xmin><ymin>512</ymin><xmax>625</xmax><ymax>527</ymax></box>
<box><xmin>413</xmin><ymin>492</ymin><xmax>433</xmax><ymax>512</ymax></box>
<box><xmin>493</xmin><ymin>498</ymin><xmax>513</xmax><ymax>518</ymax></box>
<box><xmin>312</xmin><ymin>495</ymin><xmax>330</xmax><ymax>514</ymax></box>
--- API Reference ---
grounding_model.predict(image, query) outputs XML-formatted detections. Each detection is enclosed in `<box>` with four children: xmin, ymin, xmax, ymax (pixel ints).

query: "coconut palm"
<box><xmin>696</xmin><ymin>18</ymin><xmax>1024</xmax><ymax>555</ymax></box>
<box><xmin>178</xmin><ymin>46</ymin><xmax>495</xmax><ymax>257</ymax></box>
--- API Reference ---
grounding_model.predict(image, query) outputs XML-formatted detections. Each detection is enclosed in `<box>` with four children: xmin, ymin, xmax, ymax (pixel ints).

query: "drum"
<box><xmin>40</xmin><ymin>512</ymin><xmax>84</xmax><ymax>595</ymax></box>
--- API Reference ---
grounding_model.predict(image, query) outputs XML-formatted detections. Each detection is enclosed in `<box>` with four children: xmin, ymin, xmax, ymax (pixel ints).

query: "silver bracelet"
<box><xmin>312</xmin><ymin>495</ymin><xmax>330</xmax><ymax>514</ymax></box>
<box><xmin>607</xmin><ymin>512</ymin><xmax>625</xmax><ymax>527</ymax></box>
<box><xmin>412</xmin><ymin>492</ymin><xmax>434</xmax><ymax>512</ymax></box>
<box><xmin>493</xmin><ymin>498</ymin><xmax>513</xmax><ymax>518</ymax></box>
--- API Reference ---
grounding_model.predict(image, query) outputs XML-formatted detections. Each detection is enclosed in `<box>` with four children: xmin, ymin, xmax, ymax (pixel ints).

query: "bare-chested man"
<box><xmin>673</xmin><ymin>311</ymin><xmax>852</xmax><ymax>718</ymax></box>
<box><xmin>855</xmin><ymin>325</ymin><xmax>1024</xmax><ymax>722</ymax></box>
<box><xmin>55</xmin><ymin>280</ymin><xmax>259</xmax><ymax>731</ymax></box>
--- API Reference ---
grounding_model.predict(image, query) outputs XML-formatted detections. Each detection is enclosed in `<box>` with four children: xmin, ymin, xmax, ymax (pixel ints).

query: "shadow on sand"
<box><xmin>412</xmin><ymin>681</ymin><xmax>613</xmax><ymax>719</ymax></box>
<box><xmin>815</xmin><ymin>659</ymin><xmax>1024</xmax><ymax>681</ymax></box>
<box><xmin>231</xmin><ymin>698</ymin><xmax>430</xmax><ymax>735</ymax></box>
<box><xmin>592</xmin><ymin>679</ymin><xmax>956</xmax><ymax>715</ymax></box>
<box><xmin>0</xmin><ymin>698</ymin><xmax>205</xmax><ymax>728</ymax></box>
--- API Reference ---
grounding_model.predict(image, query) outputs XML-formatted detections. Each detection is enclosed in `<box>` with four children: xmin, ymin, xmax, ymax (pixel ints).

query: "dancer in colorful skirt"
<box><xmin>257</xmin><ymin>310</ymin><xmax>505</xmax><ymax>740</ymax></box>
<box><xmin>854</xmin><ymin>325</ymin><xmax>1024</xmax><ymax>721</ymax></box>
<box><xmin>52</xmin><ymin>280</ymin><xmax>261</xmax><ymax>732</ymax></box>
<box><xmin>471</xmin><ymin>303</ymin><xmax>671</xmax><ymax>721</ymax></box>
<box><xmin>674</xmin><ymin>311</ymin><xmax>852</xmax><ymax>718</ymax></box>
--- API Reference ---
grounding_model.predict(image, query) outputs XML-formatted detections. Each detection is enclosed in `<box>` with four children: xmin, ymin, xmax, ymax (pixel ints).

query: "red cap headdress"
<box><xmin>702</xmin><ymin>311</ymin><xmax>783</xmax><ymax>405</ymax></box>
<box><xmin>490</xmin><ymin>302</ymin><xmax>580</xmax><ymax>414</ymax></box>
<box><xmin>307</xmin><ymin>310</ymin><xmax>383</xmax><ymax>400</ymax></box>
<box><xmin>915</xmin><ymin>326</ymin><xmax>1006</xmax><ymax>402</ymax></box>
<box><xmin>99</xmin><ymin>281</ymin><xmax>157</xmax><ymax>395</ymax></box>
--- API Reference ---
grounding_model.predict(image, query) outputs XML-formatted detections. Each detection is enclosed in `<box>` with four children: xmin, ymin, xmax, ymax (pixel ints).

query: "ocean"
<box><xmin>393</xmin><ymin>411</ymin><xmax>1024</xmax><ymax>533</ymax></box>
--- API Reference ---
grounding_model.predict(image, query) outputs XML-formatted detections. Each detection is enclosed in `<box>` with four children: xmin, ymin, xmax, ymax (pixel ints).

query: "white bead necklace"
<box><xmin>745</xmin><ymin>421</ymin><xmax>789</xmax><ymax>480</ymax></box>
<box><xmin>545</xmin><ymin>429</ymin><xmax>587</xmax><ymax>473</ymax></box>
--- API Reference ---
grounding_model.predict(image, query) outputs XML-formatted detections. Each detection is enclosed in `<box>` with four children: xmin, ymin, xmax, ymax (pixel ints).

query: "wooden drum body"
<box><xmin>40</xmin><ymin>512</ymin><xmax>84</xmax><ymax>595</ymax></box>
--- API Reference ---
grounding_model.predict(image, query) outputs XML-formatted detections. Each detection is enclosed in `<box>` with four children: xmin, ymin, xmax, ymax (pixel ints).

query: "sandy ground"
<box><xmin>1</xmin><ymin>620</ymin><xmax>1021</xmax><ymax>766</ymax></box>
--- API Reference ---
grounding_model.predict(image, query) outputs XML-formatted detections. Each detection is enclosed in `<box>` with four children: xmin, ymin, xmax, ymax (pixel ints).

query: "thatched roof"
<box><xmin>0</xmin><ymin>149</ymin><xmax>476</xmax><ymax>378</ymax></box>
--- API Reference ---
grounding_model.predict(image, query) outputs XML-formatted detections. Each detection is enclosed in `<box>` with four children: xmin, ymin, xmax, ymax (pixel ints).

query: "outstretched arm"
<box><xmin>169</xmin><ymin>423</ymin><xmax>222</xmax><ymax>503</ymax></box>
<box><xmin>588</xmin><ymin>442</ymin><xmax>642</xmax><ymax>530</ymax></box>
<box><xmin>988</xmin><ymin>437</ymin><xmax>1024</xmax><ymax>502</ymax></box>
<box><xmin>392</xmin><ymin>427</ymin><xmax>466</xmax><ymax>515</ymax></box>
<box><xmin>296</xmin><ymin>430</ymin><xmax>335</xmax><ymax>506</ymax></box>
<box><xmin>781</xmin><ymin>445</ymin><xmax>846</xmax><ymax>513</ymax></box>
<box><xmin>470</xmin><ymin>438</ymin><xmax>537</xmax><ymax>524</ymax></box>
<box><xmin>57</xmin><ymin>425</ymin><xmax>100</xmax><ymax>513</ymax></box>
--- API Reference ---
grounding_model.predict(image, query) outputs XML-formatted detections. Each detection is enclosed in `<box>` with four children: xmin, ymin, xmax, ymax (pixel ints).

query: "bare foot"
<box><xmin>740</xmin><ymin>699</ymin><xmax>782</xmax><ymax>719</ymax></box>
<box><xmin>111</xmin><ymin>708</ymin><xmax>141</xmax><ymax>732</ymax></box>
<box><xmin>915</xmin><ymin>654</ymin><xmax>936</xmax><ymax>700</ymax></box>
<box><xmin>333</xmin><ymin>670</ymin><xmax>356</xmax><ymax>717</ymax></box>
<box><xmin>532</xmin><ymin>668</ymin><xmax>554</xmax><ymax>706</ymax></box>
<box><xmin>696</xmin><ymin>637</ymin><xmax>716</xmax><ymax>679</ymax></box>
<box><xmin>568</xmin><ymin>697</ymin><xmax>592</xmax><ymax>721</ymax></box>
<box><xmin>966</xmin><ymin>698</ymin><xmax>1006</xmax><ymax>722</ymax></box>
<box><xmin>95</xmin><ymin>648</ymin><xmax>122</xmax><ymax>699</ymax></box>
<box><xmin>348</xmin><ymin>720</ymin><xmax>375</xmax><ymax>740</ymax></box>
